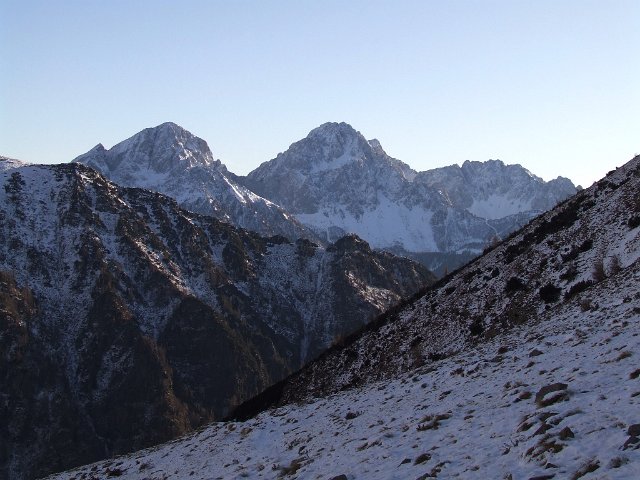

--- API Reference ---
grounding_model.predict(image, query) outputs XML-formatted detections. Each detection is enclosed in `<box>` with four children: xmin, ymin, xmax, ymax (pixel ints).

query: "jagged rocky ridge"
<box><xmin>0</xmin><ymin>158</ymin><xmax>433</xmax><ymax>480</ymax></box>
<box><xmin>72</xmin><ymin>122</ymin><xmax>316</xmax><ymax>242</ymax></box>
<box><xmin>49</xmin><ymin>157</ymin><xmax>640</xmax><ymax>480</ymax></box>
<box><xmin>243</xmin><ymin>122</ymin><xmax>577</xmax><ymax>273</ymax></box>
<box><xmin>234</xmin><ymin>155</ymin><xmax>640</xmax><ymax>410</ymax></box>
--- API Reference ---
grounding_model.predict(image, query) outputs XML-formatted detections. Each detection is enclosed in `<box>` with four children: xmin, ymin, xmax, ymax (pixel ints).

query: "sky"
<box><xmin>1</xmin><ymin>1</ymin><xmax>638</xmax><ymax>188</ymax></box>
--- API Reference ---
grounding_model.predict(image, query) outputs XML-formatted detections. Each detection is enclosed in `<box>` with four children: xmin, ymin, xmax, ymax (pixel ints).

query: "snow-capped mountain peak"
<box><xmin>243</xmin><ymin>122</ymin><xmax>417</xmax><ymax>217</ymax></box>
<box><xmin>73</xmin><ymin>123</ymin><xmax>318</xmax><ymax>241</ymax></box>
<box><xmin>242</xmin><ymin>123</ymin><xmax>577</xmax><ymax>273</ymax></box>
<box><xmin>307</xmin><ymin>121</ymin><xmax>358</xmax><ymax>141</ymax></box>
<box><xmin>293</xmin><ymin>121</ymin><xmax>375</xmax><ymax>172</ymax></box>
<box><xmin>256</xmin><ymin>122</ymin><xmax>410</xmax><ymax>176</ymax></box>
<box><xmin>418</xmin><ymin>159</ymin><xmax>577</xmax><ymax>221</ymax></box>
<box><xmin>73</xmin><ymin>122</ymin><xmax>216</xmax><ymax>185</ymax></box>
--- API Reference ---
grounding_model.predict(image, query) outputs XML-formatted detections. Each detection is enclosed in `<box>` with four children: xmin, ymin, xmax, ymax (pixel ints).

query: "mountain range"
<box><xmin>244</xmin><ymin>122</ymin><xmax>577</xmax><ymax>272</ymax></box>
<box><xmin>74</xmin><ymin>122</ymin><xmax>578</xmax><ymax>273</ymax></box>
<box><xmin>50</xmin><ymin>155</ymin><xmax>640</xmax><ymax>480</ymax></box>
<box><xmin>0</xmin><ymin>157</ymin><xmax>431</xmax><ymax>480</ymax></box>
<box><xmin>0</xmin><ymin>121</ymin><xmax>593</xmax><ymax>479</ymax></box>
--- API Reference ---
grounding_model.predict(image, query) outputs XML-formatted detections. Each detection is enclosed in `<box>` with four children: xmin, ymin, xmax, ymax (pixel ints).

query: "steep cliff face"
<box><xmin>73</xmin><ymin>122</ymin><xmax>316</xmax><ymax>242</ymax></box>
<box><xmin>243</xmin><ymin>122</ymin><xmax>577</xmax><ymax>272</ymax></box>
<box><xmin>0</xmin><ymin>158</ymin><xmax>433</xmax><ymax>479</ymax></box>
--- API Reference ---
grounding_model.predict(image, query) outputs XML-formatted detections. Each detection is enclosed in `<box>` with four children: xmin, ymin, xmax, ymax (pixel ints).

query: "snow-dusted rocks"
<box><xmin>48</xmin><ymin>224</ymin><xmax>640</xmax><ymax>480</ymax></box>
<box><xmin>243</xmin><ymin>122</ymin><xmax>577</xmax><ymax>273</ymax></box>
<box><xmin>418</xmin><ymin>159</ymin><xmax>577</xmax><ymax>220</ymax></box>
<box><xmin>0</xmin><ymin>159</ymin><xmax>433</xmax><ymax>479</ymax></box>
<box><xmin>74</xmin><ymin>122</ymin><xmax>216</xmax><ymax>178</ymax></box>
<box><xmin>73</xmin><ymin>122</ymin><xmax>315</xmax><ymax>241</ymax></box>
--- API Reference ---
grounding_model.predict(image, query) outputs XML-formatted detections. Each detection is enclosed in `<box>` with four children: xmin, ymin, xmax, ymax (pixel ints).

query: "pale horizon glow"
<box><xmin>1</xmin><ymin>0</ymin><xmax>638</xmax><ymax>188</ymax></box>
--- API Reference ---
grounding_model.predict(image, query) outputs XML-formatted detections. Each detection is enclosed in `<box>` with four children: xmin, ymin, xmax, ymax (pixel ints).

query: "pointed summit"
<box><xmin>307</xmin><ymin>122</ymin><xmax>361</xmax><ymax>142</ymax></box>
<box><xmin>302</xmin><ymin>122</ymin><xmax>373</xmax><ymax>168</ymax></box>
<box><xmin>244</xmin><ymin>121</ymin><xmax>416</xmax><ymax>217</ymax></box>
<box><xmin>109</xmin><ymin>121</ymin><xmax>214</xmax><ymax>171</ymax></box>
<box><xmin>73</xmin><ymin>122</ymin><xmax>215</xmax><ymax>185</ymax></box>
<box><xmin>77</xmin><ymin>144</ymin><xmax>107</xmax><ymax>171</ymax></box>
<box><xmin>245</xmin><ymin>122</ymin><xmax>381</xmax><ymax>185</ymax></box>
<box><xmin>72</xmin><ymin>123</ymin><xmax>318</xmax><ymax>241</ymax></box>
<box><xmin>88</xmin><ymin>143</ymin><xmax>106</xmax><ymax>153</ymax></box>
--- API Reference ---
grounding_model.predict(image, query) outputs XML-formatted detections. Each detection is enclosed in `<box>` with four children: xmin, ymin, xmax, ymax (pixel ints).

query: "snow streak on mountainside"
<box><xmin>72</xmin><ymin>122</ymin><xmax>316</xmax><ymax>242</ymax></box>
<box><xmin>0</xmin><ymin>158</ymin><xmax>432</xmax><ymax>480</ymax></box>
<box><xmin>49</xmin><ymin>242</ymin><xmax>640</xmax><ymax>480</ymax></box>
<box><xmin>243</xmin><ymin>122</ymin><xmax>577</xmax><ymax>272</ymax></box>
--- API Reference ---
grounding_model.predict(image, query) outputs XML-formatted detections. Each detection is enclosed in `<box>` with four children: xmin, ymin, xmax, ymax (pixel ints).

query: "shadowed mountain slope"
<box><xmin>0</xmin><ymin>158</ymin><xmax>433</xmax><ymax>479</ymax></box>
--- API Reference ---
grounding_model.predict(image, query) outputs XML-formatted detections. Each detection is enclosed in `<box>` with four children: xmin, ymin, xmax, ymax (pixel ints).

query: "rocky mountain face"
<box><xmin>235</xmin><ymin>154</ymin><xmax>640</xmax><ymax>409</ymax></box>
<box><xmin>243</xmin><ymin>122</ymin><xmax>578</xmax><ymax>273</ymax></box>
<box><xmin>49</xmin><ymin>158</ymin><xmax>640</xmax><ymax>480</ymax></box>
<box><xmin>48</xmin><ymin>258</ymin><xmax>640</xmax><ymax>480</ymax></box>
<box><xmin>418</xmin><ymin>159</ymin><xmax>577</xmax><ymax>220</ymax></box>
<box><xmin>0</xmin><ymin>158</ymin><xmax>433</xmax><ymax>479</ymax></box>
<box><xmin>72</xmin><ymin>122</ymin><xmax>316</xmax><ymax>242</ymax></box>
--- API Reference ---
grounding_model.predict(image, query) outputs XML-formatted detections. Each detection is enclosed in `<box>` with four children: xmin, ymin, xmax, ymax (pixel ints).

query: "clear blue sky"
<box><xmin>1</xmin><ymin>0</ymin><xmax>638</xmax><ymax>187</ymax></box>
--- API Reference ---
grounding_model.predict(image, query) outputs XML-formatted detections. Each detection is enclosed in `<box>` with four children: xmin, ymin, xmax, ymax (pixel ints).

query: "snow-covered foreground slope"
<box><xmin>49</xmin><ymin>262</ymin><xmax>640</xmax><ymax>479</ymax></box>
